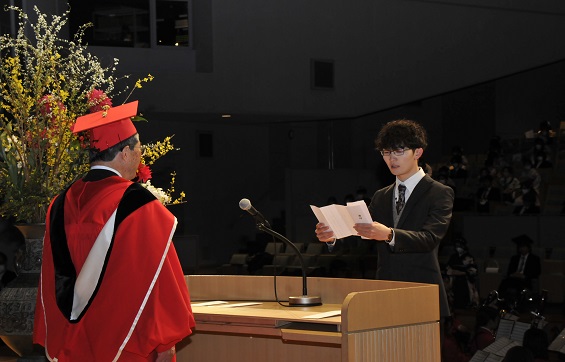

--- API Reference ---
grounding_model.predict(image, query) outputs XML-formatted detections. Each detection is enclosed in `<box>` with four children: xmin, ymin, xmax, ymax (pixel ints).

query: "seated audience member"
<box><xmin>522</xmin><ymin>328</ymin><xmax>549</xmax><ymax>362</ymax></box>
<box><xmin>476</xmin><ymin>174</ymin><xmax>501</xmax><ymax>213</ymax></box>
<box><xmin>527</xmin><ymin>138</ymin><xmax>546</xmax><ymax>163</ymax></box>
<box><xmin>512</xmin><ymin>180</ymin><xmax>540</xmax><ymax>215</ymax></box>
<box><xmin>354</xmin><ymin>186</ymin><xmax>371</xmax><ymax>205</ymax></box>
<box><xmin>502</xmin><ymin>346</ymin><xmax>534</xmax><ymax>362</ymax></box>
<box><xmin>451</xmin><ymin>145</ymin><xmax>469</xmax><ymax>168</ymax></box>
<box><xmin>520</xmin><ymin>159</ymin><xmax>541</xmax><ymax>192</ymax></box>
<box><xmin>436</xmin><ymin>166</ymin><xmax>457</xmax><ymax>192</ymax></box>
<box><xmin>485</xmin><ymin>136</ymin><xmax>508</xmax><ymax>170</ymax></box>
<box><xmin>498</xmin><ymin>235</ymin><xmax>541</xmax><ymax>304</ymax></box>
<box><xmin>536</xmin><ymin>120</ymin><xmax>554</xmax><ymax>150</ymax></box>
<box><xmin>499</xmin><ymin>166</ymin><xmax>521</xmax><ymax>204</ymax></box>
<box><xmin>446</xmin><ymin>238</ymin><xmax>479</xmax><ymax>309</ymax></box>
<box><xmin>532</xmin><ymin>149</ymin><xmax>552</xmax><ymax>169</ymax></box>
<box><xmin>442</xmin><ymin>312</ymin><xmax>471</xmax><ymax>362</ymax></box>
<box><xmin>419</xmin><ymin>158</ymin><xmax>433</xmax><ymax>177</ymax></box>
<box><xmin>468</xmin><ymin>306</ymin><xmax>499</xmax><ymax>354</ymax></box>
<box><xmin>449</xmin><ymin>154</ymin><xmax>468</xmax><ymax>181</ymax></box>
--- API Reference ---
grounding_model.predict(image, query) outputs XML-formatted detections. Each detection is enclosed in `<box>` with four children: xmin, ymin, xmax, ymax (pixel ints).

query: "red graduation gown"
<box><xmin>33</xmin><ymin>175</ymin><xmax>195</xmax><ymax>361</ymax></box>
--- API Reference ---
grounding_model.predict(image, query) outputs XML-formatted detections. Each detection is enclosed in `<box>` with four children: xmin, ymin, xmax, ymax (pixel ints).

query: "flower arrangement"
<box><xmin>136</xmin><ymin>136</ymin><xmax>185</xmax><ymax>206</ymax></box>
<box><xmin>0</xmin><ymin>6</ymin><xmax>183</xmax><ymax>223</ymax></box>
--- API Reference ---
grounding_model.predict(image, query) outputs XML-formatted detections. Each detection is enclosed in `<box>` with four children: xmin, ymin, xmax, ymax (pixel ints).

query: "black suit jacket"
<box><xmin>368</xmin><ymin>175</ymin><xmax>454</xmax><ymax>318</ymax></box>
<box><xmin>506</xmin><ymin>253</ymin><xmax>541</xmax><ymax>281</ymax></box>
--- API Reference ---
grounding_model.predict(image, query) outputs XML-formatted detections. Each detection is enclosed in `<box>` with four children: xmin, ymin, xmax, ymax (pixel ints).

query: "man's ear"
<box><xmin>119</xmin><ymin>146</ymin><xmax>130</xmax><ymax>160</ymax></box>
<box><xmin>414</xmin><ymin>148</ymin><xmax>424</xmax><ymax>159</ymax></box>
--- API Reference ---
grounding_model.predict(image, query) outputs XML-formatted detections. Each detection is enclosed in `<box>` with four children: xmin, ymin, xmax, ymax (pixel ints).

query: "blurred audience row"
<box><xmin>428</xmin><ymin>120</ymin><xmax>561</xmax><ymax>216</ymax></box>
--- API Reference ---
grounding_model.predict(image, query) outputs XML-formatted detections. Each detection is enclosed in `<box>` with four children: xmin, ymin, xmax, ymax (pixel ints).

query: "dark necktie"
<box><xmin>396</xmin><ymin>184</ymin><xmax>406</xmax><ymax>214</ymax></box>
<box><xmin>517</xmin><ymin>255</ymin><xmax>526</xmax><ymax>273</ymax></box>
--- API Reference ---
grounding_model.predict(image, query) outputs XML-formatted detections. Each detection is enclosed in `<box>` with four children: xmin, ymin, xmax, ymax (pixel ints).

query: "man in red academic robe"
<box><xmin>33</xmin><ymin>101</ymin><xmax>195</xmax><ymax>361</ymax></box>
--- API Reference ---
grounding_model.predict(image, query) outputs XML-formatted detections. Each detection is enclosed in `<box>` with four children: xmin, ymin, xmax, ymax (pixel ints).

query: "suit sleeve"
<box><xmin>392</xmin><ymin>184</ymin><xmax>454</xmax><ymax>253</ymax></box>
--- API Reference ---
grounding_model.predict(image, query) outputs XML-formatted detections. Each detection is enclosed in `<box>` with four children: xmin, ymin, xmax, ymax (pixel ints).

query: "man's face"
<box><xmin>382</xmin><ymin>147</ymin><xmax>422</xmax><ymax>181</ymax></box>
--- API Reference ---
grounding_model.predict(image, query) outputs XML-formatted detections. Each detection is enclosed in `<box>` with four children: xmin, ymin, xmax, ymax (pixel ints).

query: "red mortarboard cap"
<box><xmin>73</xmin><ymin>101</ymin><xmax>138</xmax><ymax>151</ymax></box>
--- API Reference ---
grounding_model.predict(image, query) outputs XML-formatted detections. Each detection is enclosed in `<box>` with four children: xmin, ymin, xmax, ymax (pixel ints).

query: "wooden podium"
<box><xmin>177</xmin><ymin>275</ymin><xmax>441</xmax><ymax>362</ymax></box>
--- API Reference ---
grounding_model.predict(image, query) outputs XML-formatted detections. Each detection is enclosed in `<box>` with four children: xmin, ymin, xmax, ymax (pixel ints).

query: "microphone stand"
<box><xmin>256</xmin><ymin>222</ymin><xmax>322</xmax><ymax>306</ymax></box>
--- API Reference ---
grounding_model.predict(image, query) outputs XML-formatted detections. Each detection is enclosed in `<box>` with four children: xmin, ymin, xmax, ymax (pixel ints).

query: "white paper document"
<box><xmin>222</xmin><ymin>302</ymin><xmax>262</xmax><ymax>308</ymax></box>
<box><xmin>310</xmin><ymin>200</ymin><xmax>373</xmax><ymax>239</ymax></box>
<box><xmin>509</xmin><ymin>321</ymin><xmax>530</xmax><ymax>342</ymax></box>
<box><xmin>496</xmin><ymin>318</ymin><xmax>530</xmax><ymax>342</ymax></box>
<box><xmin>302</xmin><ymin>310</ymin><xmax>341</xmax><ymax>319</ymax></box>
<box><xmin>496</xmin><ymin>319</ymin><xmax>514</xmax><ymax>339</ymax></box>
<box><xmin>469</xmin><ymin>351</ymin><xmax>503</xmax><ymax>362</ymax></box>
<box><xmin>191</xmin><ymin>301</ymin><xmax>228</xmax><ymax>307</ymax></box>
<box><xmin>549</xmin><ymin>327</ymin><xmax>565</xmax><ymax>353</ymax></box>
<box><xmin>483</xmin><ymin>337</ymin><xmax>520</xmax><ymax>356</ymax></box>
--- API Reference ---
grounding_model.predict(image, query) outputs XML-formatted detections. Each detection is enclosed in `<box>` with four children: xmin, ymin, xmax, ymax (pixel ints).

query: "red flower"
<box><xmin>87</xmin><ymin>89</ymin><xmax>113</xmax><ymax>113</ymax></box>
<box><xmin>137</xmin><ymin>163</ymin><xmax>152</xmax><ymax>183</ymax></box>
<box><xmin>39</xmin><ymin>94</ymin><xmax>66</xmax><ymax>120</ymax></box>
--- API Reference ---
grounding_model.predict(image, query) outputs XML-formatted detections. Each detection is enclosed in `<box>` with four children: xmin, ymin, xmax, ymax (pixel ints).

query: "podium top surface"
<box><xmin>186</xmin><ymin>275</ymin><xmax>440</xmax><ymax>332</ymax></box>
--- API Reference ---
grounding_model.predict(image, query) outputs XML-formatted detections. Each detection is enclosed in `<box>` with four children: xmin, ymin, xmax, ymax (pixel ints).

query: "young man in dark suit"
<box><xmin>498</xmin><ymin>234</ymin><xmax>541</xmax><ymax>305</ymax></box>
<box><xmin>316</xmin><ymin>119</ymin><xmax>454</xmax><ymax>319</ymax></box>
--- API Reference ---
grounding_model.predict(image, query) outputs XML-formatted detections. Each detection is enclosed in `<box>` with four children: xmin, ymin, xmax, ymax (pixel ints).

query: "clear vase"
<box><xmin>0</xmin><ymin>224</ymin><xmax>46</xmax><ymax>359</ymax></box>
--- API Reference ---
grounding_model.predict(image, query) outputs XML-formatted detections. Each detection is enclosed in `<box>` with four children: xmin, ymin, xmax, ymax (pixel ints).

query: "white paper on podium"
<box><xmin>302</xmin><ymin>310</ymin><xmax>341</xmax><ymax>319</ymax></box>
<box><xmin>222</xmin><ymin>302</ymin><xmax>262</xmax><ymax>308</ymax></box>
<box><xmin>191</xmin><ymin>301</ymin><xmax>228</xmax><ymax>307</ymax></box>
<box><xmin>310</xmin><ymin>200</ymin><xmax>373</xmax><ymax>239</ymax></box>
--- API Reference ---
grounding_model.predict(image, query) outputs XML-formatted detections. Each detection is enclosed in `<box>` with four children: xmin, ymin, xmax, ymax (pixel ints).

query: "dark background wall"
<box><xmin>12</xmin><ymin>0</ymin><xmax>565</xmax><ymax>267</ymax></box>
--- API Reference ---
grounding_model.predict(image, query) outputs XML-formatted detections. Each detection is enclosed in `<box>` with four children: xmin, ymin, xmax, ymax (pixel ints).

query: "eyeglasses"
<box><xmin>379</xmin><ymin>147</ymin><xmax>411</xmax><ymax>157</ymax></box>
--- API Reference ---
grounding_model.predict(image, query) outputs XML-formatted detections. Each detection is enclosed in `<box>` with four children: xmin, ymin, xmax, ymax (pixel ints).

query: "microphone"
<box><xmin>238</xmin><ymin>198</ymin><xmax>322</xmax><ymax>307</ymax></box>
<box><xmin>239</xmin><ymin>198</ymin><xmax>271</xmax><ymax>227</ymax></box>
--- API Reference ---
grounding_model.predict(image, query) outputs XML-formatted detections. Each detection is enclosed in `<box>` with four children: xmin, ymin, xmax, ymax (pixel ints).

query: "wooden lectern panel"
<box><xmin>342</xmin><ymin>285</ymin><xmax>439</xmax><ymax>331</ymax></box>
<box><xmin>179</xmin><ymin>275</ymin><xmax>441</xmax><ymax>362</ymax></box>
<box><xmin>184</xmin><ymin>332</ymin><xmax>342</xmax><ymax>361</ymax></box>
<box><xmin>346</xmin><ymin>323</ymin><xmax>440</xmax><ymax>361</ymax></box>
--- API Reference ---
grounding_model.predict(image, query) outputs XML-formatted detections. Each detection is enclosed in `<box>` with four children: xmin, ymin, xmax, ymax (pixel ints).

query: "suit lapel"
<box><xmin>396</xmin><ymin>175</ymin><xmax>433</xmax><ymax>227</ymax></box>
<box><xmin>381</xmin><ymin>184</ymin><xmax>396</xmax><ymax>226</ymax></box>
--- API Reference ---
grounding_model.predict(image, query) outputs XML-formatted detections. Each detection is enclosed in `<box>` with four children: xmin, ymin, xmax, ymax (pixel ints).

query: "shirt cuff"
<box><xmin>327</xmin><ymin>238</ymin><xmax>337</xmax><ymax>252</ymax></box>
<box><xmin>386</xmin><ymin>229</ymin><xmax>395</xmax><ymax>247</ymax></box>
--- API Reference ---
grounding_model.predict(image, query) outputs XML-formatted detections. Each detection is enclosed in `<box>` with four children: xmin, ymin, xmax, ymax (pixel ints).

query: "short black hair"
<box><xmin>375</xmin><ymin>119</ymin><xmax>428</xmax><ymax>151</ymax></box>
<box><xmin>89</xmin><ymin>134</ymin><xmax>139</xmax><ymax>163</ymax></box>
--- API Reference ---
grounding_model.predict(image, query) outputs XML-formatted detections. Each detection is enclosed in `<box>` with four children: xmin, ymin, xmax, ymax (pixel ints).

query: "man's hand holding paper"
<box><xmin>353</xmin><ymin>221</ymin><xmax>391</xmax><ymax>241</ymax></box>
<box><xmin>311</xmin><ymin>200</ymin><xmax>373</xmax><ymax>240</ymax></box>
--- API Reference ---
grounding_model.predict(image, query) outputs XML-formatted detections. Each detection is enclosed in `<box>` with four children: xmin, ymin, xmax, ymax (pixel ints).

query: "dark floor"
<box><xmin>0</xmin><ymin>343</ymin><xmax>17</xmax><ymax>362</ymax></box>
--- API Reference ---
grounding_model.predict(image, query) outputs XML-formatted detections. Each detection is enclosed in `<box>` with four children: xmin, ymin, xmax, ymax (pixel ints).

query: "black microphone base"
<box><xmin>288</xmin><ymin>295</ymin><xmax>322</xmax><ymax>306</ymax></box>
